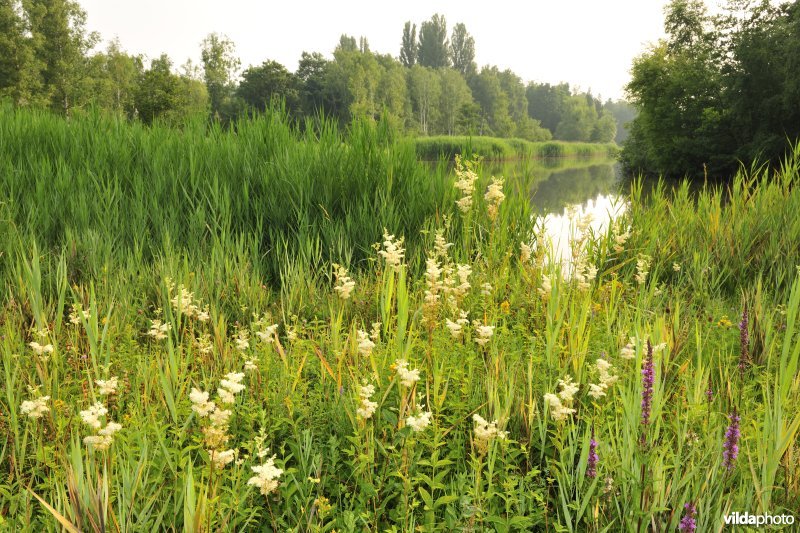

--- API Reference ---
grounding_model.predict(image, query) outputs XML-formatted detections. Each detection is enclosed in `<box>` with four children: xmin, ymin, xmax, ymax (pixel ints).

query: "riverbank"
<box><xmin>413</xmin><ymin>134</ymin><xmax>620</xmax><ymax>160</ymax></box>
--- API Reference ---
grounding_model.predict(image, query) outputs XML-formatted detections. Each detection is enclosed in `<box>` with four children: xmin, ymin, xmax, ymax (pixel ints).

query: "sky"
<box><xmin>76</xmin><ymin>0</ymin><xmax>719</xmax><ymax>102</ymax></box>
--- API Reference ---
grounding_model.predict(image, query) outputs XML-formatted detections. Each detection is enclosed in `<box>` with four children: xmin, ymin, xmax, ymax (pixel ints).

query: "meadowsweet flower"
<box><xmin>244</xmin><ymin>359</ymin><xmax>258</xmax><ymax>372</ymax></box>
<box><xmin>356</xmin><ymin>383</ymin><xmax>378</xmax><ymax>419</ymax></box>
<box><xmin>635</xmin><ymin>255</ymin><xmax>652</xmax><ymax>285</ymax></box>
<box><xmin>484</xmin><ymin>177</ymin><xmax>505</xmax><ymax>220</ymax></box>
<box><xmin>641</xmin><ymin>340</ymin><xmax>655</xmax><ymax>427</ymax></box>
<box><xmin>357</xmin><ymin>330</ymin><xmax>375</xmax><ymax>357</ymax></box>
<box><xmin>333</xmin><ymin>264</ymin><xmax>356</xmax><ymax>300</ymax></box>
<box><xmin>218</xmin><ymin>372</ymin><xmax>245</xmax><ymax>403</ymax></box>
<box><xmin>587</xmin><ymin>431</ymin><xmax>598</xmax><ymax>478</ymax></box>
<box><xmin>613</xmin><ymin>225</ymin><xmax>631</xmax><ymax>253</ymax></box>
<box><xmin>453</xmin><ymin>155</ymin><xmax>478</xmax><ymax>213</ymax></box>
<box><xmin>80</xmin><ymin>402</ymin><xmax>108</xmax><ymax>430</ymax></box>
<box><xmin>445</xmin><ymin>314</ymin><xmax>466</xmax><ymax>340</ymax></box>
<box><xmin>190</xmin><ymin>388</ymin><xmax>216</xmax><ymax>417</ymax></box>
<box><xmin>538</xmin><ymin>274</ymin><xmax>552</xmax><ymax>299</ymax></box>
<box><xmin>247</xmin><ymin>455</ymin><xmax>283</xmax><ymax>496</ymax></box>
<box><xmin>195</xmin><ymin>333</ymin><xmax>214</xmax><ymax>356</ymax></box>
<box><xmin>211</xmin><ymin>448</ymin><xmax>236</xmax><ymax>469</ymax></box>
<box><xmin>255</xmin><ymin>324</ymin><xmax>279</xmax><ymax>344</ymax></box>
<box><xmin>473</xmin><ymin>323</ymin><xmax>494</xmax><ymax>347</ymax></box>
<box><xmin>377</xmin><ymin>230</ymin><xmax>405</xmax><ymax>270</ymax></box>
<box><xmin>147</xmin><ymin>319</ymin><xmax>171</xmax><ymax>341</ymax></box>
<box><xmin>21</xmin><ymin>396</ymin><xmax>50</xmax><ymax>419</ymax></box>
<box><xmin>722</xmin><ymin>410</ymin><xmax>741</xmax><ymax>470</ymax></box>
<box><xmin>29</xmin><ymin>341</ymin><xmax>54</xmax><ymax>357</ymax></box>
<box><xmin>286</xmin><ymin>326</ymin><xmax>297</xmax><ymax>342</ymax></box>
<box><xmin>96</xmin><ymin>376</ymin><xmax>119</xmax><ymax>396</ymax></box>
<box><xmin>370</xmin><ymin>322</ymin><xmax>382</xmax><ymax>343</ymax></box>
<box><xmin>673</xmin><ymin>262</ymin><xmax>682</xmax><ymax>272</ymax></box>
<box><xmin>69</xmin><ymin>304</ymin><xmax>91</xmax><ymax>325</ymax></box>
<box><xmin>620</xmin><ymin>337</ymin><xmax>637</xmax><ymax>359</ymax></box>
<box><xmin>394</xmin><ymin>359</ymin><xmax>421</xmax><ymax>387</ymax></box>
<box><xmin>472</xmin><ymin>414</ymin><xmax>507</xmax><ymax>452</ymax></box>
<box><xmin>406</xmin><ymin>409</ymin><xmax>432</xmax><ymax>432</ymax></box>
<box><xmin>480</xmin><ymin>282</ymin><xmax>492</xmax><ymax>297</ymax></box>
<box><xmin>196</xmin><ymin>306</ymin><xmax>210</xmax><ymax>322</ymax></box>
<box><xmin>545</xmin><ymin>376</ymin><xmax>579</xmax><ymax>421</ymax></box>
<box><xmin>453</xmin><ymin>264</ymin><xmax>472</xmax><ymax>297</ymax></box>
<box><xmin>520</xmin><ymin>242</ymin><xmax>532</xmax><ymax>264</ymax></box>
<box><xmin>557</xmin><ymin>375</ymin><xmax>579</xmax><ymax>402</ymax></box>
<box><xmin>679</xmin><ymin>502</ymin><xmax>697</xmax><ymax>532</ymax></box>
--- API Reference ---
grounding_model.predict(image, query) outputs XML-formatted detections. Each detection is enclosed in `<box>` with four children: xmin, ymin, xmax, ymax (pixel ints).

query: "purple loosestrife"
<box><xmin>722</xmin><ymin>410</ymin><xmax>741</xmax><ymax>470</ymax></box>
<box><xmin>705</xmin><ymin>383</ymin><xmax>713</xmax><ymax>403</ymax></box>
<box><xmin>641</xmin><ymin>339</ymin><xmax>655</xmax><ymax>427</ymax></box>
<box><xmin>587</xmin><ymin>430</ymin><xmax>598</xmax><ymax>478</ymax></box>
<box><xmin>679</xmin><ymin>502</ymin><xmax>697</xmax><ymax>532</ymax></box>
<box><xmin>739</xmin><ymin>305</ymin><xmax>750</xmax><ymax>374</ymax></box>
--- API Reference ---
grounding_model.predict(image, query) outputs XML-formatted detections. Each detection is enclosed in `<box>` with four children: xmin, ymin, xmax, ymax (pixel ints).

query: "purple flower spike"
<box><xmin>587</xmin><ymin>430</ymin><xmax>598</xmax><ymax>478</ymax></box>
<box><xmin>679</xmin><ymin>502</ymin><xmax>697</xmax><ymax>532</ymax></box>
<box><xmin>641</xmin><ymin>339</ymin><xmax>655</xmax><ymax>427</ymax></box>
<box><xmin>722</xmin><ymin>410</ymin><xmax>741</xmax><ymax>470</ymax></box>
<box><xmin>738</xmin><ymin>305</ymin><xmax>750</xmax><ymax>374</ymax></box>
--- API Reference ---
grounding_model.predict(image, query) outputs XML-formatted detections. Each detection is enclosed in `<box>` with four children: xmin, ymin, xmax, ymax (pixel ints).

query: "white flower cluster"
<box><xmin>520</xmin><ymin>242</ymin><xmax>532</xmax><ymax>264</ymax></box>
<box><xmin>445</xmin><ymin>310</ymin><xmax>470</xmax><ymax>340</ymax></box>
<box><xmin>473</xmin><ymin>322</ymin><xmax>494</xmax><ymax>347</ymax></box>
<box><xmin>168</xmin><ymin>282</ymin><xmax>209</xmax><ymax>321</ymax></box>
<box><xmin>96</xmin><ymin>376</ymin><xmax>119</xmax><ymax>396</ymax></box>
<box><xmin>147</xmin><ymin>319</ymin><xmax>171</xmax><ymax>341</ymax></box>
<box><xmin>357</xmin><ymin>329</ymin><xmax>375</xmax><ymax>357</ymax></box>
<box><xmin>484</xmin><ymin>177</ymin><xmax>505</xmax><ymax>221</ymax></box>
<box><xmin>247</xmin><ymin>455</ymin><xmax>283</xmax><ymax>497</ymax></box>
<box><xmin>620</xmin><ymin>336</ymin><xmax>637</xmax><ymax>359</ymax></box>
<box><xmin>195</xmin><ymin>332</ymin><xmax>214</xmax><ymax>356</ymax></box>
<box><xmin>394</xmin><ymin>359</ymin><xmax>421</xmax><ymax>387</ymax></box>
<box><xmin>29</xmin><ymin>341</ymin><xmax>54</xmax><ymax>360</ymax></box>
<box><xmin>613</xmin><ymin>225</ymin><xmax>631</xmax><ymax>253</ymax></box>
<box><xmin>453</xmin><ymin>155</ymin><xmax>479</xmax><ymax>213</ymax></box>
<box><xmin>588</xmin><ymin>358</ymin><xmax>618</xmax><ymax>400</ymax></box>
<box><xmin>333</xmin><ymin>264</ymin><xmax>356</xmax><ymax>300</ymax></box>
<box><xmin>190</xmin><ymin>373</ymin><xmax>247</xmax><ymax>468</ymax></box>
<box><xmin>635</xmin><ymin>254</ymin><xmax>652</xmax><ymax>285</ymax></box>
<box><xmin>235</xmin><ymin>328</ymin><xmax>251</xmax><ymax>351</ymax></box>
<box><xmin>356</xmin><ymin>383</ymin><xmax>378</xmax><ymax>419</ymax></box>
<box><xmin>218</xmin><ymin>372</ymin><xmax>245</xmax><ymax>404</ymax></box>
<box><xmin>80</xmin><ymin>402</ymin><xmax>122</xmax><ymax>451</ymax></box>
<box><xmin>369</xmin><ymin>322</ymin><xmax>382</xmax><ymax>343</ymax></box>
<box><xmin>377</xmin><ymin>230</ymin><xmax>405</xmax><ymax>271</ymax></box>
<box><xmin>572</xmin><ymin>255</ymin><xmax>598</xmax><ymax>292</ymax></box>
<box><xmin>21</xmin><ymin>395</ymin><xmax>50</xmax><ymax>419</ymax></box>
<box><xmin>254</xmin><ymin>317</ymin><xmax>279</xmax><ymax>344</ymax></box>
<box><xmin>538</xmin><ymin>274</ymin><xmax>552</xmax><ymax>299</ymax></box>
<box><xmin>472</xmin><ymin>414</ymin><xmax>507</xmax><ymax>452</ymax></box>
<box><xmin>544</xmin><ymin>375</ymin><xmax>579</xmax><ymax>421</ymax></box>
<box><xmin>69</xmin><ymin>303</ymin><xmax>91</xmax><ymax>325</ymax></box>
<box><xmin>406</xmin><ymin>409</ymin><xmax>432</xmax><ymax>432</ymax></box>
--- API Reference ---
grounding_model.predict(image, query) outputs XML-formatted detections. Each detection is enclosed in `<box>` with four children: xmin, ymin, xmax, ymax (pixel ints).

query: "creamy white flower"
<box><xmin>377</xmin><ymin>230</ymin><xmax>405</xmax><ymax>270</ymax></box>
<box><xmin>520</xmin><ymin>242</ymin><xmax>532</xmax><ymax>264</ymax></box>
<box><xmin>394</xmin><ymin>359</ymin><xmax>421</xmax><ymax>387</ymax></box>
<box><xmin>406</xmin><ymin>410</ymin><xmax>432</xmax><ymax>432</ymax></box>
<box><xmin>211</xmin><ymin>448</ymin><xmax>237</xmax><ymax>468</ymax></box>
<box><xmin>147</xmin><ymin>319</ymin><xmax>171</xmax><ymax>341</ymax></box>
<box><xmin>474</xmin><ymin>323</ymin><xmax>494</xmax><ymax>347</ymax></box>
<box><xmin>635</xmin><ymin>254</ymin><xmax>652</xmax><ymax>285</ymax></box>
<box><xmin>21</xmin><ymin>396</ymin><xmax>50</xmax><ymax>419</ymax></box>
<box><xmin>220</xmin><ymin>372</ymin><xmax>245</xmax><ymax>395</ymax></box>
<box><xmin>83</xmin><ymin>435</ymin><xmax>114</xmax><ymax>451</ymax></box>
<box><xmin>672</xmin><ymin>262</ymin><xmax>681</xmax><ymax>272</ymax></box>
<box><xmin>472</xmin><ymin>414</ymin><xmax>508</xmax><ymax>451</ymax></box>
<box><xmin>255</xmin><ymin>324</ymin><xmax>279</xmax><ymax>344</ymax></box>
<box><xmin>217</xmin><ymin>388</ymin><xmax>235</xmax><ymax>404</ymax></box>
<box><xmin>247</xmin><ymin>456</ymin><xmax>283</xmax><ymax>496</ymax></box>
<box><xmin>357</xmin><ymin>330</ymin><xmax>375</xmax><ymax>357</ymax></box>
<box><xmin>333</xmin><ymin>264</ymin><xmax>356</xmax><ymax>300</ymax></box>
<box><xmin>356</xmin><ymin>384</ymin><xmax>378</xmax><ymax>419</ymax></box>
<box><xmin>244</xmin><ymin>359</ymin><xmax>258</xmax><ymax>372</ymax></box>
<box><xmin>80</xmin><ymin>402</ymin><xmax>108</xmax><ymax>430</ymax></box>
<box><xmin>208</xmin><ymin>408</ymin><xmax>231</xmax><ymax>427</ymax></box>
<box><xmin>538</xmin><ymin>275</ymin><xmax>552</xmax><ymax>298</ymax></box>
<box><xmin>96</xmin><ymin>376</ymin><xmax>119</xmax><ymax>396</ymax></box>
<box><xmin>620</xmin><ymin>337</ymin><xmax>637</xmax><ymax>359</ymax></box>
<box><xmin>370</xmin><ymin>322</ymin><xmax>382</xmax><ymax>343</ymax></box>
<box><xmin>190</xmin><ymin>388</ymin><xmax>216</xmax><ymax>417</ymax></box>
<box><xmin>544</xmin><ymin>392</ymin><xmax>576</xmax><ymax>421</ymax></box>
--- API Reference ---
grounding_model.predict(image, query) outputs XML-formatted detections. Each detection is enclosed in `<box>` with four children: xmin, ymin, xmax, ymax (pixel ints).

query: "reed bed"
<box><xmin>1</xmin><ymin>107</ymin><xmax>799</xmax><ymax>531</ymax></box>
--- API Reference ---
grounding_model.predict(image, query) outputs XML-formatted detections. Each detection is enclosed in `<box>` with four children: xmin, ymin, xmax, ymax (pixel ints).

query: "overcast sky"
<box><xmin>76</xmin><ymin>0</ymin><xmax>723</xmax><ymax>101</ymax></box>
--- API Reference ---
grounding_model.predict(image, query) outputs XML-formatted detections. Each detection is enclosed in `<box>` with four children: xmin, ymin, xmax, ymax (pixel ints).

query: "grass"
<box><xmin>1</xmin><ymin>106</ymin><xmax>800</xmax><ymax>531</ymax></box>
<box><xmin>413</xmin><ymin>135</ymin><xmax>620</xmax><ymax>161</ymax></box>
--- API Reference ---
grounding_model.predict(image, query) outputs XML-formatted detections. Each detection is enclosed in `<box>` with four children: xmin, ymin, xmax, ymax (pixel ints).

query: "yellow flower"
<box><xmin>500</xmin><ymin>300</ymin><xmax>510</xmax><ymax>314</ymax></box>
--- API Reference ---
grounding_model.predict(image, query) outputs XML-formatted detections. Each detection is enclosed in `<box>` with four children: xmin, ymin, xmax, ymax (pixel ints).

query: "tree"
<box><xmin>408</xmin><ymin>65</ymin><xmax>440</xmax><ymax>135</ymax></box>
<box><xmin>469</xmin><ymin>66</ymin><xmax>513</xmax><ymax>137</ymax></box>
<box><xmin>0</xmin><ymin>0</ymin><xmax>41</xmax><ymax>105</ymax></box>
<box><xmin>417</xmin><ymin>14</ymin><xmax>449</xmax><ymax>68</ymax></box>
<box><xmin>237</xmin><ymin>60</ymin><xmax>298</xmax><ymax>113</ymax></box>
<box><xmin>437</xmin><ymin>68</ymin><xmax>472</xmax><ymax>135</ymax></box>
<box><xmin>400</xmin><ymin>21</ymin><xmax>417</xmax><ymax>68</ymax></box>
<box><xmin>555</xmin><ymin>95</ymin><xmax>598</xmax><ymax>141</ymax></box>
<box><xmin>449</xmin><ymin>23</ymin><xmax>476</xmax><ymax>77</ymax></box>
<box><xmin>296</xmin><ymin>51</ymin><xmax>329</xmax><ymax>118</ymax></box>
<box><xmin>526</xmin><ymin>82</ymin><xmax>570</xmax><ymax>134</ymax></box>
<box><xmin>134</xmin><ymin>54</ymin><xmax>179</xmax><ymax>124</ymax></box>
<box><xmin>200</xmin><ymin>33</ymin><xmax>240</xmax><ymax>120</ymax></box>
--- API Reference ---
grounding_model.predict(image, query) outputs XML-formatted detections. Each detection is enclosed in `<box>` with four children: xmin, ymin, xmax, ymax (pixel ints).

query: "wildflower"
<box><xmin>739</xmin><ymin>305</ymin><xmax>749</xmax><ymax>374</ymax></box>
<box><xmin>377</xmin><ymin>230</ymin><xmax>405</xmax><ymax>271</ymax></box>
<box><xmin>255</xmin><ymin>324</ymin><xmax>278</xmax><ymax>344</ymax></box>
<box><xmin>69</xmin><ymin>304</ymin><xmax>91</xmax><ymax>325</ymax></box>
<box><xmin>29</xmin><ymin>341</ymin><xmax>54</xmax><ymax>357</ymax></box>
<box><xmin>472</xmin><ymin>414</ymin><xmax>507</xmax><ymax>452</ymax></box>
<box><xmin>679</xmin><ymin>502</ymin><xmax>697</xmax><ymax>532</ymax></box>
<box><xmin>587</xmin><ymin>431</ymin><xmax>598</xmax><ymax>478</ymax></box>
<box><xmin>445</xmin><ymin>310</ymin><xmax>469</xmax><ymax>340</ymax></box>
<box><xmin>21</xmin><ymin>396</ymin><xmax>50</xmax><ymax>419</ymax></box>
<box><xmin>620</xmin><ymin>337</ymin><xmax>637</xmax><ymax>359</ymax></box>
<box><xmin>394</xmin><ymin>359</ymin><xmax>421</xmax><ymax>387</ymax></box>
<box><xmin>558</xmin><ymin>375</ymin><xmax>579</xmax><ymax>402</ymax></box>
<box><xmin>705</xmin><ymin>384</ymin><xmax>714</xmax><ymax>402</ymax></box>
<box><xmin>147</xmin><ymin>319</ymin><xmax>171</xmax><ymax>341</ymax></box>
<box><xmin>480</xmin><ymin>282</ymin><xmax>492</xmax><ymax>297</ymax></box>
<box><xmin>244</xmin><ymin>359</ymin><xmax>258</xmax><ymax>372</ymax></box>
<box><xmin>722</xmin><ymin>410</ymin><xmax>741</xmax><ymax>470</ymax></box>
<box><xmin>453</xmin><ymin>155</ymin><xmax>478</xmax><ymax>213</ymax></box>
<box><xmin>543</xmin><ymin>375</ymin><xmax>580</xmax><ymax>421</ymax></box>
<box><xmin>286</xmin><ymin>326</ymin><xmax>298</xmax><ymax>342</ymax></box>
<box><xmin>641</xmin><ymin>340</ymin><xmax>655</xmax><ymax>427</ymax></box>
<box><xmin>369</xmin><ymin>322</ymin><xmax>382</xmax><ymax>343</ymax></box>
<box><xmin>453</xmin><ymin>264</ymin><xmax>472</xmax><ymax>298</ymax></box>
<box><xmin>356</xmin><ymin>383</ymin><xmax>378</xmax><ymax>419</ymax></box>
<box><xmin>80</xmin><ymin>402</ymin><xmax>108</xmax><ymax>430</ymax></box>
<box><xmin>473</xmin><ymin>323</ymin><xmax>494</xmax><ymax>347</ymax></box>
<box><xmin>520</xmin><ymin>242</ymin><xmax>532</xmax><ymax>264</ymax></box>
<box><xmin>357</xmin><ymin>330</ymin><xmax>375</xmax><ymax>357</ymax></box>
<box><xmin>218</xmin><ymin>372</ymin><xmax>246</xmax><ymax>404</ymax></box>
<box><xmin>613</xmin><ymin>225</ymin><xmax>631</xmax><ymax>253</ymax></box>
<box><xmin>211</xmin><ymin>448</ymin><xmax>237</xmax><ymax>469</ymax></box>
<box><xmin>190</xmin><ymin>388</ymin><xmax>216</xmax><ymax>417</ymax></box>
<box><xmin>195</xmin><ymin>333</ymin><xmax>214</xmax><ymax>356</ymax></box>
<box><xmin>406</xmin><ymin>409</ymin><xmax>432</xmax><ymax>432</ymax></box>
<box><xmin>484</xmin><ymin>177</ymin><xmax>505</xmax><ymax>220</ymax></box>
<box><xmin>634</xmin><ymin>254</ymin><xmax>652</xmax><ymax>285</ymax></box>
<box><xmin>673</xmin><ymin>262</ymin><xmax>682</xmax><ymax>272</ymax></box>
<box><xmin>538</xmin><ymin>275</ymin><xmax>552</xmax><ymax>299</ymax></box>
<box><xmin>96</xmin><ymin>376</ymin><xmax>119</xmax><ymax>396</ymax></box>
<box><xmin>196</xmin><ymin>306</ymin><xmax>210</xmax><ymax>322</ymax></box>
<box><xmin>333</xmin><ymin>264</ymin><xmax>356</xmax><ymax>300</ymax></box>
<box><xmin>247</xmin><ymin>456</ymin><xmax>283</xmax><ymax>496</ymax></box>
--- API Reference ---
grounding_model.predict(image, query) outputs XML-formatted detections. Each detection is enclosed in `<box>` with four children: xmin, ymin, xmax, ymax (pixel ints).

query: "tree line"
<box><xmin>624</xmin><ymin>0</ymin><xmax>800</xmax><ymax>177</ymax></box>
<box><xmin>0</xmin><ymin>1</ymin><xmax>633</xmax><ymax>142</ymax></box>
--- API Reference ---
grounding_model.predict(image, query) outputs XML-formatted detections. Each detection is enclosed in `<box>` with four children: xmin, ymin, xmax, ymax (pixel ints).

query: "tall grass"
<box><xmin>1</xmin><ymin>107</ymin><xmax>799</xmax><ymax>531</ymax></box>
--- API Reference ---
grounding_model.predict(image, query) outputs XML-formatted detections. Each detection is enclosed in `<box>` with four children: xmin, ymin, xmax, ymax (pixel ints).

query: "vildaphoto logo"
<box><xmin>724</xmin><ymin>512</ymin><xmax>796</xmax><ymax>527</ymax></box>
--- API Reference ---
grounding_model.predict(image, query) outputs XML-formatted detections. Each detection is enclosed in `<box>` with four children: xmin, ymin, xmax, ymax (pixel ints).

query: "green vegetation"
<box><xmin>414</xmin><ymin>135</ymin><xmax>619</xmax><ymax>160</ymax></box>
<box><xmin>2</xmin><ymin>108</ymin><xmax>800</xmax><ymax>531</ymax></box>
<box><xmin>0</xmin><ymin>1</ymin><xmax>628</xmax><ymax>143</ymax></box>
<box><xmin>624</xmin><ymin>0</ymin><xmax>800</xmax><ymax>177</ymax></box>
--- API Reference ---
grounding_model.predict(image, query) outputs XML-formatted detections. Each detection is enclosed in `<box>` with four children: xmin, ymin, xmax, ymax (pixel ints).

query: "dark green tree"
<box><xmin>237</xmin><ymin>60</ymin><xmax>298</xmax><ymax>113</ymax></box>
<box><xmin>200</xmin><ymin>33</ymin><xmax>240</xmax><ymax>120</ymax></box>
<box><xmin>449</xmin><ymin>23</ymin><xmax>476</xmax><ymax>77</ymax></box>
<box><xmin>399</xmin><ymin>21</ymin><xmax>417</xmax><ymax>67</ymax></box>
<box><xmin>296</xmin><ymin>51</ymin><xmax>329</xmax><ymax>117</ymax></box>
<box><xmin>417</xmin><ymin>14</ymin><xmax>449</xmax><ymax>68</ymax></box>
